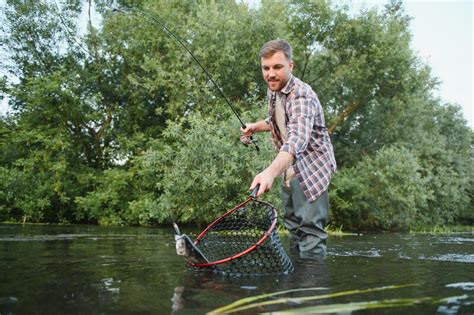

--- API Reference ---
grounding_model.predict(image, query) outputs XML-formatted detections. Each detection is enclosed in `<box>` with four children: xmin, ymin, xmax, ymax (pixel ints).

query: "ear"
<box><xmin>289</xmin><ymin>60</ymin><xmax>294</xmax><ymax>71</ymax></box>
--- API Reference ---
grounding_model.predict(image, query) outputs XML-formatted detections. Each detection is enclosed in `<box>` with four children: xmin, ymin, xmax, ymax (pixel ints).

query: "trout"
<box><xmin>173</xmin><ymin>222</ymin><xmax>209</xmax><ymax>264</ymax></box>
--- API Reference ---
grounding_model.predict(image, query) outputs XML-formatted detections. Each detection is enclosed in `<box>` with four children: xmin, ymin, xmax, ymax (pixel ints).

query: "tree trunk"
<box><xmin>328</xmin><ymin>101</ymin><xmax>362</xmax><ymax>134</ymax></box>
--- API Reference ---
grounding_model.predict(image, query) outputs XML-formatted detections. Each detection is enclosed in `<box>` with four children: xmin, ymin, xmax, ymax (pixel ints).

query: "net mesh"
<box><xmin>187</xmin><ymin>199</ymin><xmax>293</xmax><ymax>276</ymax></box>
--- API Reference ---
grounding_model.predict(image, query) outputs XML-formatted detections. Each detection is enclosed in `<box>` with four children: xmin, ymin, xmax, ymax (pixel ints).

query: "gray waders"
<box><xmin>281</xmin><ymin>178</ymin><xmax>329</xmax><ymax>258</ymax></box>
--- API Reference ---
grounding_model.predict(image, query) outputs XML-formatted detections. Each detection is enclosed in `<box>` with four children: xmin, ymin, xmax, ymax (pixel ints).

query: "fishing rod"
<box><xmin>112</xmin><ymin>6</ymin><xmax>260</xmax><ymax>152</ymax></box>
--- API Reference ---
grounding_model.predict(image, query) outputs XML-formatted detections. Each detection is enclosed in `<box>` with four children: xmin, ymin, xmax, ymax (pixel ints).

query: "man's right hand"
<box><xmin>239</xmin><ymin>120</ymin><xmax>270</xmax><ymax>147</ymax></box>
<box><xmin>240</xmin><ymin>123</ymin><xmax>257</xmax><ymax>137</ymax></box>
<box><xmin>240</xmin><ymin>123</ymin><xmax>257</xmax><ymax>146</ymax></box>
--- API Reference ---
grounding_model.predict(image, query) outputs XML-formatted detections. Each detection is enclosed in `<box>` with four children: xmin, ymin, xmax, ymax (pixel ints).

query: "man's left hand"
<box><xmin>250</xmin><ymin>168</ymin><xmax>277</xmax><ymax>197</ymax></box>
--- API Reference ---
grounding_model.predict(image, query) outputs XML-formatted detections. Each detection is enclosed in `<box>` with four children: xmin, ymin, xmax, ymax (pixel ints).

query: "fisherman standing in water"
<box><xmin>241</xmin><ymin>39</ymin><xmax>337</xmax><ymax>258</ymax></box>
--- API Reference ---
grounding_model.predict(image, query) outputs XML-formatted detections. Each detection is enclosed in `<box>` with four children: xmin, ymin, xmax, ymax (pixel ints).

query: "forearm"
<box><xmin>265</xmin><ymin>151</ymin><xmax>294</xmax><ymax>178</ymax></box>
<box><xmin>249</xmin><ymin>120</ymin><xmax>271</xmax><ymax>133</ymax></box>
<box><xmin>250</xmin><ymin>151</ymin><xmax>294</xmax><ymax>196</ymax></box>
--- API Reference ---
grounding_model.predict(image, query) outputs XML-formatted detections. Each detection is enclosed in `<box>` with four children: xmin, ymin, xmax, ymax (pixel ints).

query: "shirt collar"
<box><xmin>280</xmin><ymin>74</ymin><xmax>294</xmax><ymax>95</ymax></box>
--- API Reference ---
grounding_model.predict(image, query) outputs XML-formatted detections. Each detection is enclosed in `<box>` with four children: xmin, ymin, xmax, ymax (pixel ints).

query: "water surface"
<box><xmin>0</xmin><ymin>224</ymin><xmax>472</xmax><ymax>314</ymax></box>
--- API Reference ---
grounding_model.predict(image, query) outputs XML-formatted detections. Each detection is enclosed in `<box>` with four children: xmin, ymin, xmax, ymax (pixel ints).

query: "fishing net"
<box><xmin>185</xmin><ymin>189</ymin><xmax>293</xmax><ymax>277</ymax></box>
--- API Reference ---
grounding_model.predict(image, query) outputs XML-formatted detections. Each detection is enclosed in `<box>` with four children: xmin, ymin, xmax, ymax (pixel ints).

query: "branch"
<box><xmin>328</xmin><ymin>100</ymin><xmax>363</xmax><ymax>134</ymax></box>
<box><xmin>300</xmin><ymin>50</ymin><xmax>311</xmax><ymax>80</ymax></box>
<box><xmin>96</xmin><ymin>109</ymin><xmax>113</xmax><ymax>142</ymax></box>
<box><xmin>88</xmin><ymin>0</ymin><xmax>92</xmax><ymax>30</ymax></box>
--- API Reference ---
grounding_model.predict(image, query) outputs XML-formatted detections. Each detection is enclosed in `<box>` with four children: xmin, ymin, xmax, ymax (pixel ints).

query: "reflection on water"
<box><xmin>0</xmin><ymin>224</ymin><xmax>473</xmax><ymax>314</ymax></box>
<box><xmin>171</xmin><ymin>286</ymin><xmax>185</xmax><ymax>313</ymax></box>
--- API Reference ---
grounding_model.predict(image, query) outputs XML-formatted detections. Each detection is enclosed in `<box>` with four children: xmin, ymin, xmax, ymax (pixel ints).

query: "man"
<box><xmin>241</xmin><ymin>39</ymin><xmax>336</xmax><ymax>258</ymax></box>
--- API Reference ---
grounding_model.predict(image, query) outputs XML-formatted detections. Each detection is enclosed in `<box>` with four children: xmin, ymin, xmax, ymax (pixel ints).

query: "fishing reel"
<box><xmin>240</xmin><ymin>135</ymin><xmax>260</xmax><ymax>151</ymax></box>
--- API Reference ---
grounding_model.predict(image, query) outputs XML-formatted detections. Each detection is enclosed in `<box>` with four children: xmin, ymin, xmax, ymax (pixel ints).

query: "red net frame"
<box><xmin>186</xmin><ymin>189</ymin><xmax>293</xmax><ymax>276</ymax></box>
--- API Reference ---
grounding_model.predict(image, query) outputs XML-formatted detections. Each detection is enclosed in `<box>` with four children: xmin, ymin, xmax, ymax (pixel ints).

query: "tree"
<box><xmin>287</xmin><ymin>1</ymin><xmax>437</xmax><ymax>166</ymax></box>
<box><xmin>0</xmin><ymin>0</ymin><xmax>471</xmax><ymax>229</ymax></box>
<box><xmin>330</xmin><ymin>145</ymin><xmax>429</xmax><ymax>230</ymax></box>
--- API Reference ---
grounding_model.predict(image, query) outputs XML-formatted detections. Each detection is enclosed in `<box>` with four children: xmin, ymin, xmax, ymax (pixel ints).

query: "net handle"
<box><xmin>250</xmin><ymin>184</ymin><xmax>260</xmax><ymax>199</ymax></box>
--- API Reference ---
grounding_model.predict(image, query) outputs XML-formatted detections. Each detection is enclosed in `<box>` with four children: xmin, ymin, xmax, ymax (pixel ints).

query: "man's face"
<box><xmin>261</xmin><ymin>50</ymin><xmax>294</xmax><ymax>92</ymax></box>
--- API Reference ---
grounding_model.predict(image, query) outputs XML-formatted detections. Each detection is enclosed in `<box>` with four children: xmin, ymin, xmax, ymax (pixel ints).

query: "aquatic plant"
<box><xmin>207</xmin><ymin>284</ymin><xmax>417</xmax><ymax>314</ymax></box>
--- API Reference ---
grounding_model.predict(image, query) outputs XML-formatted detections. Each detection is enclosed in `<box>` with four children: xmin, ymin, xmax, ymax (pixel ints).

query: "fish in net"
<box><xmin>174</xmin><ymin>185</ymin><xmax>293</xmax><ymax>276</ymax></box>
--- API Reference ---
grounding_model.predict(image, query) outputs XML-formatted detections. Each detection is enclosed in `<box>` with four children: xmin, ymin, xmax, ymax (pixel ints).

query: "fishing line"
<box><xmin>54</xmin><ymin>3</ymin><xmax>92</xmax><ymax>59</ymax></box>
<box><xmin>111</xmin><ymin>5</ymin><xmax>260</xmax><ymax>152</ymax></box>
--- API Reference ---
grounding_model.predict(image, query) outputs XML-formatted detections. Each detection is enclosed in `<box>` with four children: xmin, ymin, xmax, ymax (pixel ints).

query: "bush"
<box><xmin>330</xmin><ymin>145</ymin><xmax>429</xmax><ymax>230</ymax></box>
<box><xmin>136</xmin><ymin>109</ymin><xmax>281</xmax><ymax>225</ymax></box>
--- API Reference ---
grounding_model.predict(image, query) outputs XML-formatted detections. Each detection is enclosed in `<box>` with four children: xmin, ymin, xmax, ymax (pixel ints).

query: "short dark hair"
<box><xmin>259</xmin><ymin>39</ymin><xmax>292</xmax><ymax>61</ymax></box>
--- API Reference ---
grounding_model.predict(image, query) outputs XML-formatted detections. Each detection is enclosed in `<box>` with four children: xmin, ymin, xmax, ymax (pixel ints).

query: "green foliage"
<box><xmin>0</xmin><ymin>122</ymin><xmax>94</xmax><ymax>223</ymax></box>
<box><xmin>288</xmin><ymin>1</ymin><xmax>438</xmax><ymax>167</ymax></box>
<box><xmin>0</xmin><ymin>0</ymin><xmax>472</xmax><ymax>230</ymax></box>
<box><xmin>75</xmin><ymin>168</ymin><xmax>131</xmax><ymax>225</ymax></box>
<box><xmin>135</xmin><ymin>106</ymin><xmax>280</xmax><ymax>225</ymax></box>
<box><xmin>413</xmin><ymin>103</ymin><xmax>473</xmax><ymax>226</ymax></box>
<box><xmin>330</xmin><ymin>146</ymin><xmax>429</xmax><ymax>230</ymax></box>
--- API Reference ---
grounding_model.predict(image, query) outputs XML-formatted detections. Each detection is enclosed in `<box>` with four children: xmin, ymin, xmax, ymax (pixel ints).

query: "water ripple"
<box><xmin>446</xmin><ymin>282</ymin><xmax>474</xmax><ymax>291</ymax></box>
<box><xmin>420</xmin><ymin>254</ymin><xmax>474</xmax><ymax>263</ymax></box>
<box><xmin>329</xmin><ymin>249</ymin><xmax>382</xmax><ymax>258</ymax></box>
<box><xmin>437</xmin><ymin>237</ymin><xmax>474</xmax><ymax>245</ymax></box>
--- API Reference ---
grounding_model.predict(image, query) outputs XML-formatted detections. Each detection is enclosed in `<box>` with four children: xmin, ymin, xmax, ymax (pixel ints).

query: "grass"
<box><xmin>326</xmin><ymin>224</ymin><xmax>359</xmax><ymax>236</ymax></box>
<box><xmin>277</xmin><ymin>224</ymin><xmax>358</xmax><ymax>237</ymax></box>
<box><xmin>409</xmin><ymin>225</ymin><xmax>474</xmax><ymax>235</ymax></box>
<box><xmin>207</xmin><ymin>284</ymin><xmax>419</xmax><ymax>314</ymax></box>
<box><xmin>207</xmin><ymin>284</ymin><xmax>471</xmax><ymax>314</ymax></box>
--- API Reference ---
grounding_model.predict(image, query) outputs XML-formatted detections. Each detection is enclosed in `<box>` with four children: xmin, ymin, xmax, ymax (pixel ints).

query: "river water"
<box><xmin>0</xmin><ymin>224</ymin><xmax>472</xmax><ymax>314</ymax></box>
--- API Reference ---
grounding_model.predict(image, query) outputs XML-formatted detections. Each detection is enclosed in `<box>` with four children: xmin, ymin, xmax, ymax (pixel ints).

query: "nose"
<box><xmin>267</xmin><ymin>68</ymin><xmax>276</xmax><ymax>79</ymax></box>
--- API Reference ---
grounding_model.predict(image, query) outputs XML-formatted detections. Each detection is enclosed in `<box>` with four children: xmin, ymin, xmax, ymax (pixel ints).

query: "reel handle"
<box><xmin>248</xmin><ymin>135</ymin><xmax>260</xmax><ymax>152</ymax></box>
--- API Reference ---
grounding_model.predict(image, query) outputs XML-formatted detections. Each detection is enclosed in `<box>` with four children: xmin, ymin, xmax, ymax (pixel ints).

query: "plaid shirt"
<box><xmin>265</xmin><ymin>75</ymin><xmax>337</xmax><ymax>202</ymax></box>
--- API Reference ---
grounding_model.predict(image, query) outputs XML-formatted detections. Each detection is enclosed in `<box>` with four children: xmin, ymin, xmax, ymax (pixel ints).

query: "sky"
<box><xmin>408</xmin><ymin>0</ymin><xmax>473</xmax><ymax>129</ymax></box>
<box><xmin>1</xmin><ymin>0</ymin><xmax>473</xmax><ymax>129</ymax></box>
<box><xmin>355</xmin><ymin>0</ymin><xmax>473</xmax><ymax>128</ymax></box>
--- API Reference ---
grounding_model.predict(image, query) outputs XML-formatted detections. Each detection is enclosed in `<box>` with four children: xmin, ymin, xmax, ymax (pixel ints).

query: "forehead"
<box><xmin>261</xmin><ymin>50</ymin><xmax>290</xmax><ymax>66</ymax></box>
